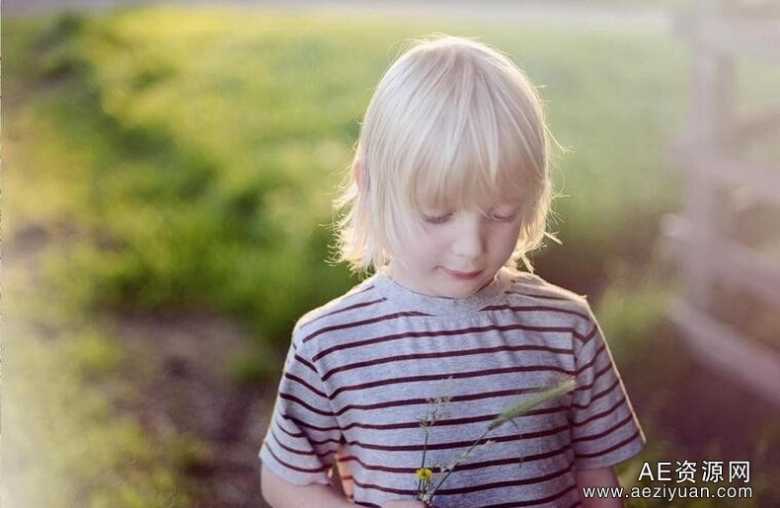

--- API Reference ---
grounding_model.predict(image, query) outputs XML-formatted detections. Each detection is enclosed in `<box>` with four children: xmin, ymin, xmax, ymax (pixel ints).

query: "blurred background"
<box><xmin>3</xmin><ymin>0</ymin><xmax>779</xmax><ymax>506</ymax></box>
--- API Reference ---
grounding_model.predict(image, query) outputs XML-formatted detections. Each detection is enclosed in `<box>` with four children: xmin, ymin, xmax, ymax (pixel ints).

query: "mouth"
<box><xmin>442</xmin><ymin>267</ymin><xmax>483</xmax><ymax>280</ymax></box>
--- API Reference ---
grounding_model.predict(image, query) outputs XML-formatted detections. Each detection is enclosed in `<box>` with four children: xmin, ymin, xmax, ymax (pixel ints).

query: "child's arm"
<box><xmin>261</xmin><ymin>464</ymin><xmax>353</xmax><ymax>508</ymax></box>
<box><xmin>261</xmin><ymin>465</ymin><xmax>426</xmax><ymax>508</ymax></box>
<box><xmin>575</xmin><ymin>467</ymin><xmax>623</xmax><ymax>508</ymax></box>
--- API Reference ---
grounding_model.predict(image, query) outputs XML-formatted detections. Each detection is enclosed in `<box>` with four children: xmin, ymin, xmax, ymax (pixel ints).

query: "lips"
<box><xmin>442</xmin><ymin>267</ymin><xmax>483</xmax><ymax>279</ymax></box>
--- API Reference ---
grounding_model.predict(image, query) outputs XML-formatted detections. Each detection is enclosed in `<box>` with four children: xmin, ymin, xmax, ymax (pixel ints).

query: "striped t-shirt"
<box><xmin>259</xmin><ymin>266</ymin><xmax>646</xmax><ymax>507</ymax></box>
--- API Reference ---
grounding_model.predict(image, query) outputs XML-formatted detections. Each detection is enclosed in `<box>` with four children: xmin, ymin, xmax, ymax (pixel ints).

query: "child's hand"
<box><xmin>381</xmin><ymin>501</ymin><xmax>428</xmax><ymax>508</ymax></box>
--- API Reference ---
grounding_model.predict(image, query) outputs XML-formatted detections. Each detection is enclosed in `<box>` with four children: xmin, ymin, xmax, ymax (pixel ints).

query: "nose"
<box><xmin>451</xmin><ymin>213</ymin><xmax>485</xmax><ymax>262</ymax></box>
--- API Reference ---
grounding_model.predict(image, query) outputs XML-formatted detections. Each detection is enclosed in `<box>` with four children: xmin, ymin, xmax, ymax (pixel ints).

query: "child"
<box><xmin>260</xmin><ymin>34</ymin><xmax>645</xmax><ymax>508</ymax></box>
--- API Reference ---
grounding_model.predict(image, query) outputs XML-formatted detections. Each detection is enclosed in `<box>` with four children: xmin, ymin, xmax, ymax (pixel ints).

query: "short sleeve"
<box><xmin>259</xmin><ymin>330</ymin><xmax>343</xmax><ymax>486</ymax></box>
<box><xmin>570</xmin><ymin>308</ymin><xmax>646</xmax><ymax>470</ymax></box>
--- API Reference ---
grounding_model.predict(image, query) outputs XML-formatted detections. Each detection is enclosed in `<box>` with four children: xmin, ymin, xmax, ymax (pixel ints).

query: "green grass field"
<box><xmin>5</xmin><ymin>6</ymin><xmax>691</xmax><ymax>335</ymax></box>
<box><xmin>5</xmin><ymin>5</ymin><xmax>779</xmax><ymax>507</ymax></box>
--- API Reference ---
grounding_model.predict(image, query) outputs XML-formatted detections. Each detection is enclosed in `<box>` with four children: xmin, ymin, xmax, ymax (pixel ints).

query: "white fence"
<box><xmin>664</xmin><ymin>0</ymin><xmax>780</xmax><ymax>406</ymax></box>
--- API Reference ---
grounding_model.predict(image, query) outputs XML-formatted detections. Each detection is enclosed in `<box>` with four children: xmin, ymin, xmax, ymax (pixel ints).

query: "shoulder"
<box><xmin>291</xmin><ymin>273</ymin><xmax>387</xmax><ymax>349</ymax></box>
<box><xmin>503</xmin><ymin>269</ymin><xmax>597</xmax><ymax>334</ymax></box>
<box><xmin>505</xmin><ymin>269</ymin><xmax>593</xmax><ymax>314</ymax></box>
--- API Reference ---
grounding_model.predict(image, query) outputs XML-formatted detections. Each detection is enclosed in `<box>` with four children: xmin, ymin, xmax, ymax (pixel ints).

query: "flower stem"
<box><xmin>428</xmin><ymin>425</ymin><xmax>492</xmax><ymax>497</ymax></box>
<box><xmin>417</xmin><ymin>426</ymin><xmax>430</xmax><ymax>497</ymax></box>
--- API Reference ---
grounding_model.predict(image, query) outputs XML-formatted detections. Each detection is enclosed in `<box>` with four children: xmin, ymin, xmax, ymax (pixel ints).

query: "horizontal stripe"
<box><xmin>574</xmin><ymin>429</ymin><xmax>641</xmax><ymax>459</ymax></box>
<box><xmin>284</xmin><ymin>373</ymin><xmax>329</xmax><ymax>398</ymax></box>
<box><xmin>351</xmin><ymin>461</ymin><xmax>575</xmax><ymax>496</ymax></box>
<box><xmin>575</xmin><ymin>342</ymin><xmax>606</xmax><ymax>375</ymax></box>
<box><xmin>574</xmin><ymin>362</ymin><xmax>613</xmax><ymax>392</ymax></box>
<box><xmin>338</xmin><ymin>443</ymin><xmax>574</xmax><ymax>474</ymax></box>
<box><xmin>322</xmin><ymin>351</ymin><xmax>576</xmax><ymax>382</ymax></box>
<box><xmin>436</xmin><ymin>461</ymin><xmax>575</xmax><ymax>495</ymax></box>
<box><xmin>275</xmin><ymin>418</ymin><xmax>340</xmax><ymax>447</ymax></box>
<box><xmin>263</xmin><ymin>441</ymin><xmax>331</xmax><ymax>474</ymax></box>
<box><xmin>482</xmin><ymin>303</ymin><xmax>591</xmax><ymax>322</ymax></box>
<box><xmin>313</xmin><ymin>323</ymin><xmax>577</xmax><ymax>362</ymax></box>
<box><xmin>581</xmin><ymin>324</ymin><xmax>599</xmax><ymax>345</ymax></box>
<box><xmin>281</xmin><ymin>413</ymin><xmax>341</xmax><ymax>433</ymax></box>
<box><xmin>279</xmin><ymin>392</ymin><xmax>334</xmax><ymax>416</ymax></box>
<box><xmin>331</xmin><ymin>365</ymin><xmax>576</xmax><ymax>399</ymax></box>
<box><xmin>298</xmin><ymin>294</ymin><xmax>383</xmax><ymax>330</ymax></box>
<box><xmin>477</xmin><ymin>482</ymin><xmax>577</xmax><ymax>507</ymax></box>
<box><xmin>344</xmin><ymin>423</ymin><xmax>570</xmax><ymax>452</ymax></box>
<box><xmin>506</xmin><ymin>290</ymin><xmax>572</xmax><ymax>302</ymax></box>
<box><xmin>300</xmin><ymin>284</ymin><xmax>378</xmax><ymax>326</ymax></box>
<box><xmin>338</xmin><ymin>405</ymin><xmax>569</xmax><ymax>432</ymax></box>
<box><xmin>270</xmin><ymin>429</ymin><xmax>337</xmax><ymax>459</ymax></box>
<box><xmin>293</xmin><ymin>354</ymin><xmax>318</xmax><ymax>374</ymax></box>
<box><xmin>331</xmin><ymin>387</ymin><xmax>569</xmax><ymax>415</ymax></box>
<box><xmin>571</xmin><ymin>412</ymin><xmax>634</xmax><ymax>443</ymax></box>
<box><xmin>570</xmin><ymin>395</ymin><xmax>626</xmax><ymax>427</ymax></box>
<box><xmin>302</xmin><ymin>311</ymin><xmax>432</xmax><ymax>344</ymax></box>
<box><xmin>571</xmin><ymin>377</ymin><xmax>621</xmax><ymax>410</ymax></box>
<box><xmin>274</xmin><ymin>418</ymin><xmax>304</xmax><ymax>438</ymax></box>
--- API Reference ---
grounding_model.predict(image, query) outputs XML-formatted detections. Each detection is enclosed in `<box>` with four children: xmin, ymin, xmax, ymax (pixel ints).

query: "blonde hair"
<box><xmin>331</xmin><ymin>34</ymin><xmax>562</xmax><ymax>276</ymax></box>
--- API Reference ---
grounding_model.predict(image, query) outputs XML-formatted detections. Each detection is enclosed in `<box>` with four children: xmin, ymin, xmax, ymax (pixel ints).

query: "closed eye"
<box><xmin>489</xmin><ymin>212</ymin><xmax>518</xmax><ymax>222</ymax></box>
<box><xmin>422</xmin><ymin>213</ymin><xmax>453</xmax><ymax>224</ymax></box>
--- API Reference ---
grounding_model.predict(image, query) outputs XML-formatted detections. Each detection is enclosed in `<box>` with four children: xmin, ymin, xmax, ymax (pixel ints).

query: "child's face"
<box><xmin>388</xmin><ymin>201</ymin><xmax>522</xmax><ymax>298</ymax></box>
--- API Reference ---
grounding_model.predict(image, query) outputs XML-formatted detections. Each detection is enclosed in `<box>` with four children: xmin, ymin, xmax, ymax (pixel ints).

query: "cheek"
<box><xmin>491</xmin><ymin>224</ymin><xmax>523</xmax><ymax>255</ymax></box>
<box><xmin>407</xmin><ymin>229</ymin><xmax>448</xmax><ymax>259</ymax></box>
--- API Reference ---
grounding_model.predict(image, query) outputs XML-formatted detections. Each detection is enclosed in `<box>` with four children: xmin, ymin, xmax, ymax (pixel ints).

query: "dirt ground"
<box><xmin>114</xmin><ymin>308</ymin><xmax>276</xmax><ymax>507</ymax></box>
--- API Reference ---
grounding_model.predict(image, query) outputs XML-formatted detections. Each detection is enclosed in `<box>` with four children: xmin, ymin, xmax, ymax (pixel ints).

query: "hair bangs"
<box><xmin>403</xmin><ymin>65</ymin><xmax>538</xmax><ymax>216</ymax></box>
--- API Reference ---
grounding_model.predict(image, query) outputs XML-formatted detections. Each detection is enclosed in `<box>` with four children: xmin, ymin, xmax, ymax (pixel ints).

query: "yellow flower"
<box><xmin>416</xmin><ymin>468</ymin><xmax>433</xmax><ymax>481</ymax></box>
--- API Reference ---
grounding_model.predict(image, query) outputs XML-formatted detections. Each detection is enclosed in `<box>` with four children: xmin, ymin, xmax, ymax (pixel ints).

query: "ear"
<box><xmin>352</xmin><ymin>159</ymin><xmax>369</xmax><ymax>193</ymax></box>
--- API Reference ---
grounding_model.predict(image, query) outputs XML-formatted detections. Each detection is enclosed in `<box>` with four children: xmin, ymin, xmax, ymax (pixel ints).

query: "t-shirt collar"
<box><xmin>372</xmin><ymin>266</ymin><xmax>512</xmax><ymax>316</ymax></box>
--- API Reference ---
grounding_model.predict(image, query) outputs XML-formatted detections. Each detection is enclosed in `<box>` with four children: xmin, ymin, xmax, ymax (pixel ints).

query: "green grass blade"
<box><xmin>487</xmin><ymin>378</ymin><xmax>577</xmax><ymax>431</ymax></box>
